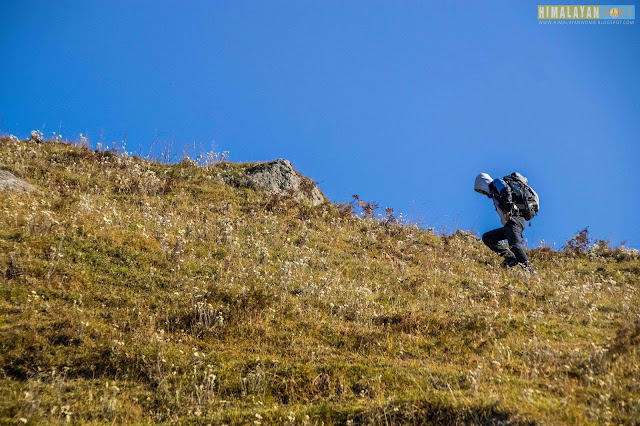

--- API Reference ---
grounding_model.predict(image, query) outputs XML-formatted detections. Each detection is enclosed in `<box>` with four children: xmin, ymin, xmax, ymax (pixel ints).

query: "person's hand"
<box><xmin>506</xmin><ymin>212</ymin><xmax>511</xmax><ymax>222</ymax></box>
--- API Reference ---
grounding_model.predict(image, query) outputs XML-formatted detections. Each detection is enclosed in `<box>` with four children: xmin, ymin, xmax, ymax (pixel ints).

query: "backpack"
<box><xmin>502</xmin><ymin>172</ymin><xmax>539</xmax><ymax>220</ymax></box>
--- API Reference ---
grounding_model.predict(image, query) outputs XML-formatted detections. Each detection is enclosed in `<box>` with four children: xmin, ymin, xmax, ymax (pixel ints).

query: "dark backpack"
<box><xmin>503</xmin><ymin>173</ymin><xmax>539</xmax><ymax>220</ymax></box>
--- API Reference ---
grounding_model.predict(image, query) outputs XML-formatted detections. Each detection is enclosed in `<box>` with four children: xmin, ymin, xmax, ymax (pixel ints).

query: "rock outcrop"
<box><xmin>238</xmin><ymin>159</ymin><xmax>326</xmax><ymax>206</ymax></box>
<box><xmin>0</xmin><ymin>169</ymin><xmax>36</xmax><ymax>193</ymax></box>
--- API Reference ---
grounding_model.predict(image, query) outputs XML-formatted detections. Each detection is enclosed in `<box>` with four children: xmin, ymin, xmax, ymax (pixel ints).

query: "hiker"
<box><xmin>474</xmin><ymin>173</ymin><xmax>538</xmax><ymax>273</ymax></box>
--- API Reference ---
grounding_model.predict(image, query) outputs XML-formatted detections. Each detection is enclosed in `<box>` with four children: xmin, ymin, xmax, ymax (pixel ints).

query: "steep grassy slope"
<box><xmin>0</xmin><ymin>139</ymin><xmax>639</xmax><ymax>424</ymax></box>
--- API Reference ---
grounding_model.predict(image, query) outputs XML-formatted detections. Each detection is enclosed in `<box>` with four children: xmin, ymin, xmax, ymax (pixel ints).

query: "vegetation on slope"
<box><xmin>0</xmin><ymin>138</ymin><xmax>639</xmax><ymax>424</ymax></box>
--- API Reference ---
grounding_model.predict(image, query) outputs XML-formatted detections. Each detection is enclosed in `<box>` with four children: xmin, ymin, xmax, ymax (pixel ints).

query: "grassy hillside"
<box><xmin>0</xmin><ymin>138</ymin><xmax>639</xmax><ymax>425</ymax></box>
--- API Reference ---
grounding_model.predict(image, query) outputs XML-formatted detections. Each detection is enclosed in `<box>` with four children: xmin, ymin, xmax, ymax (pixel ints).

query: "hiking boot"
<box><xmin>520</xmin><ymin>262</ymin><xmax>538</xmax><ymax>277</ymax></box>
<box><xmin>500</xmin><ymin>256</ymin><xmax>518</xmax><ymax>268</ymax></box>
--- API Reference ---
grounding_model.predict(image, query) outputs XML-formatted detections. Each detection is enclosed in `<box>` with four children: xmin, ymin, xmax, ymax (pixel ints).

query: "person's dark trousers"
<box><xmin>482</xmin><ymin>216</ymin><xmax>529</xmax><ymax>265</ymax></box>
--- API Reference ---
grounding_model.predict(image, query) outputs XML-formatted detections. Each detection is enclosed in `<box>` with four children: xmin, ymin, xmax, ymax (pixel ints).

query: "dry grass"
<box><xmin>0</xmin><ymin>138</ymin><xmax>639</xmax><ymax>424</ymax></box>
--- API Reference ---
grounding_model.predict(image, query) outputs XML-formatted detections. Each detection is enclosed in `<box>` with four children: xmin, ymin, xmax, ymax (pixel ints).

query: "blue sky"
<box><xmin>1</xmin><ymin>1</ymin><xmax>639</xmax><ymax>248</ymax></box>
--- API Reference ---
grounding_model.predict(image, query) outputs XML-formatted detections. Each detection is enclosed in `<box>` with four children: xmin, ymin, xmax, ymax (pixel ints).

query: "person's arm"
<box><xmin>492</xmin><ymin>179</ymin><xmax>516</xmax><ymax>217</ymax></box>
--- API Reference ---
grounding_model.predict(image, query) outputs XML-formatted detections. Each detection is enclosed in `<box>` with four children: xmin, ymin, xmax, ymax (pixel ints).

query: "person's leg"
<box><xmin>482</xmin><ymin>227</ymin><xmax>514</xmax><ymax>260</ymax></box>
<box><xmin>504</xmin><ymin>217</ymin><xmax>529</xmax><ymax>265</ymax></box>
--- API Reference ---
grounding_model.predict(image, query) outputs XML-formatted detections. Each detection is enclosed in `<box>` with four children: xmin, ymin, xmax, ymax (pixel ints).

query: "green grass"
<box><xmin>0</xmin><ymin>138</ymin><xmax>639</xmax><ymax>424</ymax></box>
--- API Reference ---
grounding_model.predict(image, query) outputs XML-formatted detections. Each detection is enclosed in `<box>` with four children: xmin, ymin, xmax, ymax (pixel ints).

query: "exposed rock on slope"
<box><xmin>0</xmin><ymin>169</ymin><xmax>36</xmax><ymax>193</ymax></box>
<box><xmin>238</xmin><ymin>159</ymin><xmax>326</xmax><ymax>206</ymax></box>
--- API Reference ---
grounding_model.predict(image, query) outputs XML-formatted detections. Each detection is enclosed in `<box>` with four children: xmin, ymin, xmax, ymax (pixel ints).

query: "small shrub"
<box><xmin>352</xmin><ymin>194</ymin><xmax>379</xmax><ymax>220</ymax></box>
<box><xmin>563</xmin><ymin>227</ymin><xmax>591</xmax><ymax>254</ymax></box>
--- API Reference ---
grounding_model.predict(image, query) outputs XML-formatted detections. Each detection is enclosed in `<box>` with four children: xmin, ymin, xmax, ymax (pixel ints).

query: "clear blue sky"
<box><xmin>1</xmin><ymin>1</ymin><xmax>639</xmax><ymax>248</ymax></box>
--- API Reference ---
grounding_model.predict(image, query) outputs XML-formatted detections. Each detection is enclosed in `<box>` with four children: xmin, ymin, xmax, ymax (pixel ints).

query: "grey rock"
<box><xmin>238</xmin><ymin>159</ymin><xmax>326</xmax><ymax>206</ymax></box>
<box><xmin>0</xmin><ymin>169</ymin><xmax>36</xmax><ymax>193</ymax></box>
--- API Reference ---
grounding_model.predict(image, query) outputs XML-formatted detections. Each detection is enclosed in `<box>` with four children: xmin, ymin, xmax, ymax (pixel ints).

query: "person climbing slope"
<box><xmin>474</xmin><ymin>172</ymin><xmax>539</xmax><ymax>274</ymax></box>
